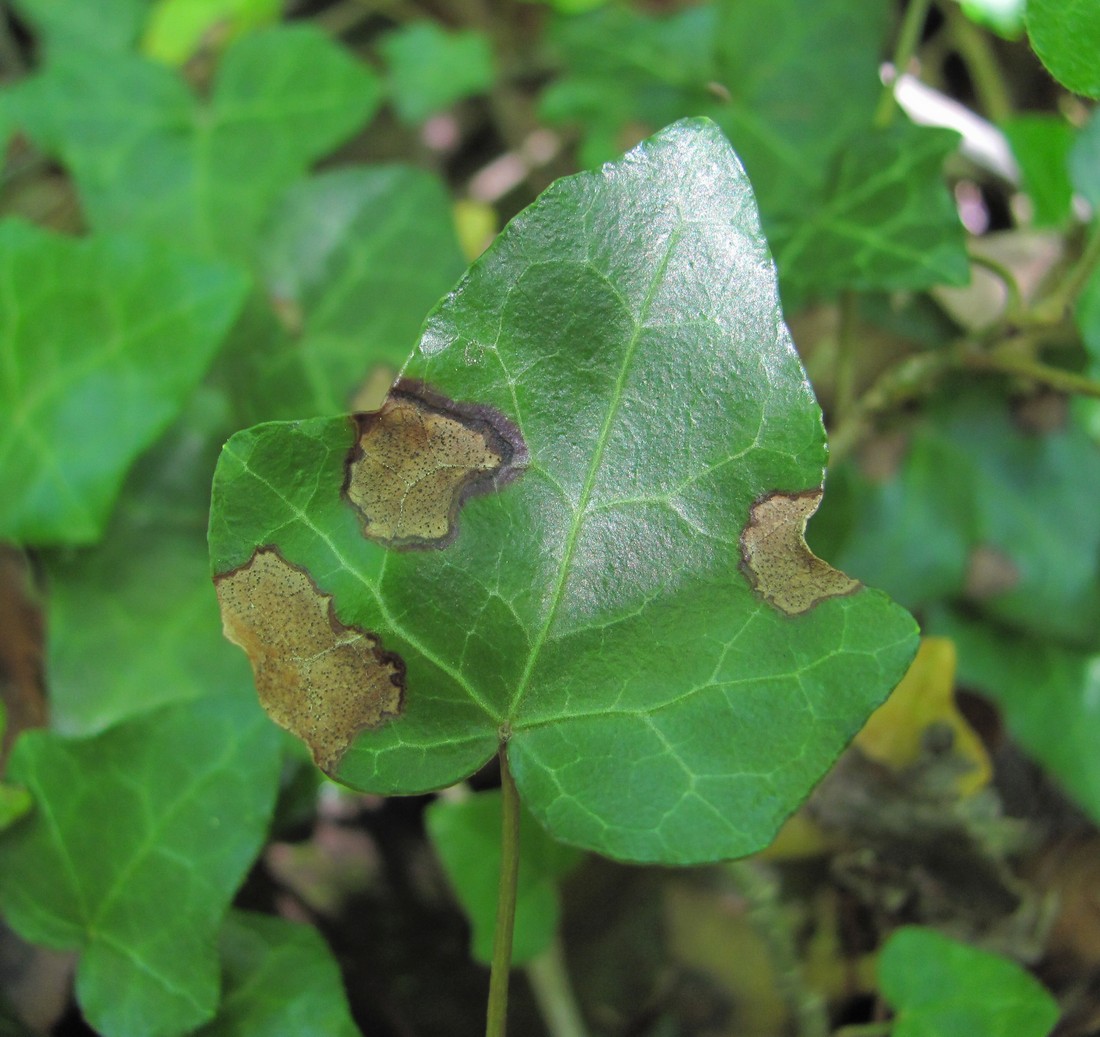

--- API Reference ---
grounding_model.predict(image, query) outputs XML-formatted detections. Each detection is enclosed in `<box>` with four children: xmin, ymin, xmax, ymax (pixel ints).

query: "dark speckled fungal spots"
<box><xmin>739</xmin><ymin>489</ymin><xmax>860</xmax><ymax>616</ymax></box>
<box><xmin>214</xmin><ymin>547</ymin><xmax>405</xmax><ymax>773</ymax></box>
<box><xmin>343</xmin><ymin>379</ymin><xmax>527</xmax><ymax>550</ymax></box>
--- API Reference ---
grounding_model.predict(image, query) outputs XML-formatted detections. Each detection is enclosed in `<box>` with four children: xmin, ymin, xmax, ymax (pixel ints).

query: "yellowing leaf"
<box><xmin>856</xmin><ymin>638</ymin><xmax>991</xmax><ymax>795</ymax></box>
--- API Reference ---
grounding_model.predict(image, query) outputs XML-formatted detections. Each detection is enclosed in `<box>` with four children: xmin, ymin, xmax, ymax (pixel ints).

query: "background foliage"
<box><xmin>0</xmin><ymin>0</ymin><xmax>1097</xmax><ymax>1035</ymax></box>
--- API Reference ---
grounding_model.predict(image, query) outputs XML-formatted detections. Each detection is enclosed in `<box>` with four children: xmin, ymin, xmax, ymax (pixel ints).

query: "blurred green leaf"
<box><xmin>958</xmin><ymin>0</ymin><xmax>1025</xmax><ymax>38</ymax></box>
<box><xmin>539</xmin><ymin>4</ymin><xmax>720</xmax><ymax>168</ymax></box>
<box><xmin>1003</xmin><ymin>115</ymin><xmax>1075</xmax><ymax>226</ymax></box>
<box><xmin>774</xmin><ymin>124</ymin><xmax>970</xmax><ymax>294</ymax></box>
<box><xmin>228</xmin><ymin>165</ymin><xmax>467</xmax><ymax>423</ymax></box>
<box><xmin>210</xmin><ymin>119</ymin><xmax>917</xmax><ymax>864</ymax></box>
<box><xmin>1077</xmin><ymin>267</ymin><xmax>1100</xmax><ymax>365</ymax></box>
<box><xmin>1069</xmin><ymin>107</ymin><xmax>1100</xmax><ymax>207</ymax></box>
<box><xmin>0</xmin><ymin>220</ymin><xmax>248</xmax><ymax>546</ymax></box>
<box><xmin>815</xmin><ymin>386</ymin><xmax>1100</xmax><ymax>647</ymax></box>
<box><xmin>44</xmin><ymin>388</ymin><xmax>253</xmax><ymax>734</ymax></box>
<box><xmin>879</xmin><ymin>926</ymin><xmax>1060</xmax><ymax>1037</ymax></box>
<box><xmin>380</xmin><ymin>22</ymin><xmax>495</xmax><ymax>126</ymax></box>
<box><xmin>713</xmin><ymin>0</ymin><xmax>891</xmax><ymax>221</ymax></box>
<box><xmin>11</xmin><ymin>26</ymin><xmax>379</xmax><ymax>259</ymax></box>
<box><xmin>1026</xmin><ymin>0</ymin><xmax>1100</xmax><ymax>98</ymax></box>
<box><xmin>930</xmin><ymin>608</ymin><xmax>1100</xmax><ymax>823</ymax></box>
<box><xmin>0</xmin><ymin>694</ymin><xmax>283</xmax><ymax>1037</ymax></box>
<box><xmin>142</xmin><ymin>0</ymin><xmax>282</xmax><ymax>65</ymax></box>
<box><xmin>426</xmin><ymin>790</ymin><xmax>581</xmax><ymax>964</ymax></box>
<box><xmin>195</xmin><ymin>912</ymin><xmax>359</xmax><ymax>1037</ymax></box>
<box><xmin>9</xmin><ymin>0</ymin><xmax>149</xmax><ymax>55</ymax></box>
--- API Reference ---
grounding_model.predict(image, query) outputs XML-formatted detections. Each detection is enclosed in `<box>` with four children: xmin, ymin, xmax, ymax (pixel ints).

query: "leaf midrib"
<box><xmin>503</xmin><ymin>223</ymin><xmax>685</xmax><ymax>721</ymax></box>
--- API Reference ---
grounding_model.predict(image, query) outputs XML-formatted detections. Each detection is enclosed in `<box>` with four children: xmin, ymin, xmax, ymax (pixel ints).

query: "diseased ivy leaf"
<box><xmin>0</xmin><ymin>220</ymin><xmax>247</xmax><ymax>546</ymax></box>
<box><xmin>44</xmin><ymin>388</ymin><xmax>254</xmax><ymax>734</ymax></box>
<box><xmin>194</xmin><ymin>912</ymin><xmax>359</xmax><ymax>1037</ymax></box>
<box><xmin>879</xmin><ymin>926</ymin><xmax>1060</xmax><ymax>1037</ymax></box>
<box><xmin>426</xmin><ymin>791</ymin><xmax>581</xmax><ymax>964</ymax></box>
<box><xmin>227</xmin><ymin>166</ymin><xmax>467</xmax><ymax>423</ymax></box>
<box><xmin>1003</xmin><ymin>115</ymin><xmax>1075</xmax><ymax>226</ymax></box>
<box><xmin>773</xmin><ymin>124</ymin><xmax>970</xmax><ymax>295</ymax></box>
<box><xmin>813</xmin><ymin>385</ymin><xmax>1100</xmax><ymax>648</ymax></box>
<box><xmin>210</xmin><ymin>119</ymin><xmax>918</xmax><ymax>864</ymax></box>
<box><xmin>380</xmin><ymin>22</ymin><xmax>495</xmax><ymax>126</ymax></box>
<box><xmin>10</xmin><ymin>26</ymin><xmax>379</xmax><ymax>260</ymax></box>
<box><xmin>929</xmin><ymin>608</ymin><xmax>1100</xmax><ymax>824</ymax></box>
<box><xmin>0</xmin><ymin>695</ymin><xmax>283</xmax><ymax>1037</ymax></box>
<box><xmin>1026</xmin><ymin>0</ymin><xmax>1100</xmax><ymax>99</ymax></box>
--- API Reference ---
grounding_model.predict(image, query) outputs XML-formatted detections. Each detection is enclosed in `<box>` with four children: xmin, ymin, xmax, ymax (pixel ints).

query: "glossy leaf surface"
<box><xmin>0</xmin><ymin>695</ymin><xmax>283</xmax><ymax>1037</ymax></box>
<box><xmin>879</xmin><ymin>926</ymin><xmax>1059</xmax><ymax>1037</ymax></box>
<box><xmin>210</xmin><ymin>119</ymin><xmax>918</xmax><ymax>863</ymax></box>
<box><xmin>0</xmin><ymin>220</ymin><xmax>247</xmax><ymax>546</ymax></box>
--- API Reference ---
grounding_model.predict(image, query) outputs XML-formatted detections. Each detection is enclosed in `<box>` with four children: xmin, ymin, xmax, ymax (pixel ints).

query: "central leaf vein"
<box><xmin>503</xmin><ymin>224</ymin><xmax>685</xmax><ymax>719</ymax></box>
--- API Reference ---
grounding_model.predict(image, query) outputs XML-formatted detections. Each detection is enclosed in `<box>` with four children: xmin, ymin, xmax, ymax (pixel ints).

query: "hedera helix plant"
<box><xmin>209</xmin><ymin>118</ymin><xmax>918</xmax><ymax>1032</ymax></box>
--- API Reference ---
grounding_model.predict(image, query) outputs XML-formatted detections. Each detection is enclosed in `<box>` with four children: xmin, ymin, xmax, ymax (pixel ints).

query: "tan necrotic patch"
<box><xmin>215</xmin><ymin>547</ymin><xmax>405</xmax><ymax>772</ymax></box>
<box><xmin>343</xmin><ymin>380</ymin><xmax>527</xmax><ymax>550</ymax></box>
<box><xmin>739</xmin><ymin>489</ymin><xmax>860</xmax><ymax>616</ymax></box>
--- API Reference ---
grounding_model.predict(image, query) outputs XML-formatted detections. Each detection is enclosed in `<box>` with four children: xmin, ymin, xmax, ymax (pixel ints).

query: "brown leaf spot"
<box><xmin>215</xmin><ymin>548</ymin><xmax>404</xmax><ymax>772</ymax></box>
<box><xmin>739</xmin><ymin>489</ymin><xmax>860</xmax><ymax>616</ymax></box>
<box><xmin>343</xmin><ymin>379</ymin><xmax>527</xmax><ymax>550</ymax></box>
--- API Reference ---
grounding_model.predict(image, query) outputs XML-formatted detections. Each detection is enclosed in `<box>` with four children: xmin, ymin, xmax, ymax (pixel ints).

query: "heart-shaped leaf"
<box><xmin>210</xmin><ymin>118</ymin><xmax>918</xmax><ymax>863</ymax></box>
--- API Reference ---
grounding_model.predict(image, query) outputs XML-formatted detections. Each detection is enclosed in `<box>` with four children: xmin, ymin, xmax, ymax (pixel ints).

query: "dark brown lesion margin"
<box><xmin>738</xmin><ymin>488</ymin><xmax>862</xmax><ymax>617</ymax></box>
<box><xmin>341</xmin><ymin>378</ymin><xmax>529</xmax><ymax>551</ymax></box>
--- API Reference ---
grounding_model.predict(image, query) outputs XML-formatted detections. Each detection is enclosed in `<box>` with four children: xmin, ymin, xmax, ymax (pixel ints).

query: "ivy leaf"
<box><xmin>10</xmin><ymin>26</ymin><xmax>379</xmax><ymax>260</ymax></box>
<box><xmin>8</xmin><ymin>0</ymin><xmax>150</xmax><ymax>55</ymax></box>
<box><xmin>380</xmin><ymin>22</ymin><xmax>495</xmax><ymax>126</ymax></box>
<box><xmin>773</xmin><ymin>124</ymin><xmax>970</xmax><ymax>295</ymax></box>
<box><xmin>1026</xmin><ymin>0</ymin><xmax>1100</xmax><ymax>99</ymax></box>
<box><xmin>0</xmin><ymin>220</ymin><xmax>247</xmax><ymax>546</ymax></box>
<box><xmin>227</xmin><ymin>166</ymin><xmax>467</xmax><ymax>423</ymax></box>
<box><xmin>1003</xmin><ymin>115</ymin><xmax>1075</xmax><ymax>227</ymax></box>
<box><xmin>195</xmin><ymin>912</ymin><xmax>359</xmax><ymax>1037</ymax></box>
<box><xmin>209</xmin><ymin>119</ymin><xmax>918</xmax><ymax>864</ymax></box>
<box><xmin>44</xmin><ymin>389</ymin><xmax>254</xmax><ymax>734</ymax></box>
<box><xmin>0</xmin><ymin>695</ymin><xmax>283</xmax><ymax>1037</ymax></box>
<box><xmin>879</xmin><ymin>926</ymin><xmax>1060</xmax><ymax>1037</ymax></box>
<box><xmin>426</xmin><ymin>791</ymin><xmax>581</xmax><ymax>964</ymax></box>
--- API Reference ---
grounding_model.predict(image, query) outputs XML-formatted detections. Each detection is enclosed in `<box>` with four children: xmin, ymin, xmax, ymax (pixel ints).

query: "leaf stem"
<box><xmin>486</xmin><ymin>744</ymin><xmax>522</xmax><ymax>1037</ymax></box>
<box><xmin>875</xmin><ymin>0</ymin><xmax>933</xmax><ymax>129</ymax></box>
<box><xmin>834</xmin><ymin>290</ymin><xmax>861</xmax><ymax>426</ymax></box>
<box><xmin>940</xmin><ymin>1</ymin><xmax>1013</xmax><ymax>123</ymax></box>
<box><xmin>728</xmin><ymin>860</ymin><xmax>829</xmax><ymax>1037</ymax></box>
<box><xmin>525</xmin><ymin>935</ymin><xmax>590</xmax><ymax>1037</ymax></box>
<box><xmin>1050</xmin><ymin>225</ymin><xmax>1100</xmax><ymax>317</ymax></box>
